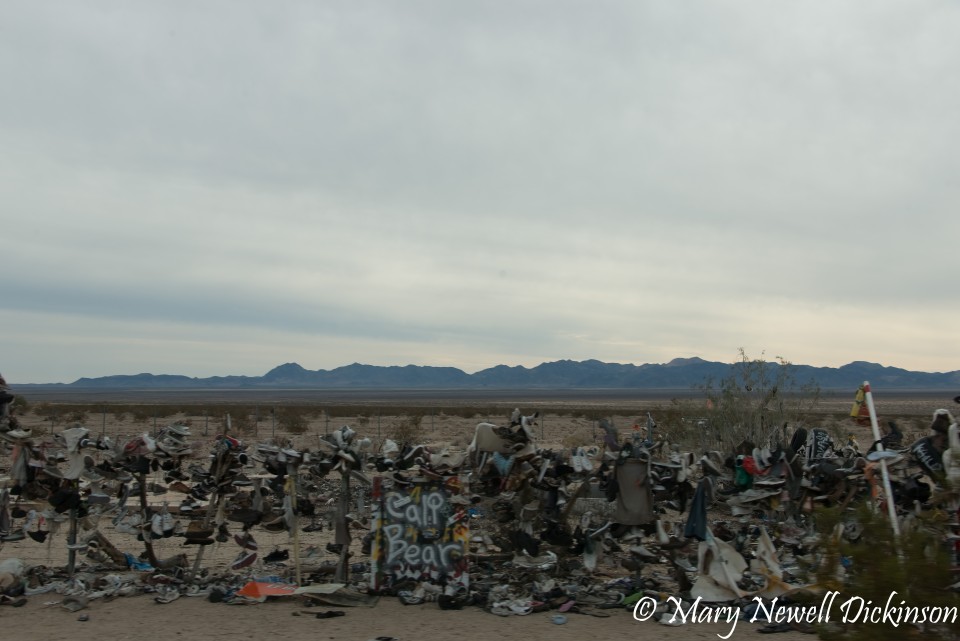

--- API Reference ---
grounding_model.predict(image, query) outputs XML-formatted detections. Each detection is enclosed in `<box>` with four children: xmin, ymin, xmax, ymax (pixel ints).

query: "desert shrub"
<box><xmin>700</xmin><ymin>349</ymin><xmax>821</xmax><ymax>452</ymax></box>
<box><xmin>573</xmin><ymin>409</ymin><xmax>608</xmax><ymax>421</ymax></box>
<box><xmin>561</xmin><ymin>428</ymin><xmax>595</xmax><ymax>450</ymax></box>
<box><xmin>813</xmin><ymin>505</ymin><xmax>959</xmax><ymax>640</ymax></box>
<box><xmin>231</xmin><ymin>411</ymin><xmax>256</xmax><ymax>434</ymax></box>
<box><xmin>277</xmin><ymin>407</ymin><xmax>308</xmax><ymax>435</ymax></box>
<box><xmin>213</xmin><ymin>411</ymin><xmax>253</xmax><ymax>435</ymax></box>
<box><xmin>391</xmin><ymin>413</ymin><xmax>424</xmax><ymax>446</ymax></box>
<box><xmin>33</xmin><ymin>403</ymin><xmax>64</xmax><ymax>427</ymax></box>
<box><xmin>10</xmin><ymin>395</ymin><xmax>28</xmax><ymax>413</ymax></box>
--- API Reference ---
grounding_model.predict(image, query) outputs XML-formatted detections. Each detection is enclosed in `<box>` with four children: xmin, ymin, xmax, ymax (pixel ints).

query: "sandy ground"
<box><xmin>0</xmin><ymin>590</ymin><xmax>813</xmax><ymax>641</ymax></box>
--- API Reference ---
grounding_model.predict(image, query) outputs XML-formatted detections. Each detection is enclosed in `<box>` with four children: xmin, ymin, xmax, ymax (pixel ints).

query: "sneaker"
<box><xmin>151</xmin><ymin>513</ymin><xmax>165</xmax><ymax>538</ymax></box>
<box><xmin>185</xmin><ymin>520</ymin><xmax>215</xmax><ymax>539</ymax></box>
<box><xmin>154</xmin><ymin>586</ymin><xmax>181</xmax><ymax>604</ymax></box>
<box><xmin>234</xmin><ymin>531</ymin><xmax>258</xmax><ymax>550</ymax></box>
<box><xmin>264</xmin><ymin>548</ymin><xmax>289</xmax><ymax>564</ymax></box>
<box><xmin>87</xmin><ymin>482</ymin><xmax>111</xmax><ymax>505</ymax></box>
<box><xmin>124</xmin><ymin>553</ymin><xmax>154</xmax><ymax>571</ymax></box>
<box><xmin>231</xmin><ymin>474</ymin><xmax>252</xmax><ymax>487</ymax></box>
<box><xmin>230</xmin><ymin>550</ymin><xmax>257</xmax><ymax>570</ymax></box>
<box><xmin>42</xmin><ymin>463</ymin><xmax>63</xmax><ymax>479</ymax></box>
<box><xmin>165</xmin><ymin>424</ymin><xmax>191</xmax><ymax>437</ymax></box>
<box><xmin>111</xmin><ymin>506</ymin><xmax>129</xmax><ymax>526</ymax></box>
<box><xmin>115</xmin><ymin>515</ymin><xmax>143</xmax><ymax>535</ymax></box>
<box><xmin>80</xmin><ymin>463</ymin><xmax>104</xmax><ymax>483</ymax></box>
<box><xmin>569</xmin><ymin>448</ymin><xmax>584</xmax><ymax>473</ymax></box>
<box><xmin>165</xmin><ymin>469</ymin><xmax>189</xmax><ymax>482</ymax></box>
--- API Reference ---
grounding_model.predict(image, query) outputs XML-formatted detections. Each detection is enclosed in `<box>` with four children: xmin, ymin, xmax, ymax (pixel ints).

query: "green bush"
<box><xmin>814</xmin><ymin>505</ymin><xmax>959</xmax><ymax>640</ymax></box>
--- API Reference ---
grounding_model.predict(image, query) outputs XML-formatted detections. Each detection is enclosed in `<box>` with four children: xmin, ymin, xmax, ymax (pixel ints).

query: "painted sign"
<box><xmin>370</xmin><ymin>478</ymin><xmax>469</xmax><ymax>592</ymax></box>
<box><xmin>911</xmin><ymin>435</ymin><xmax>944</xmax><ymax>475</ymax></box>
<box><xmin>806</xmin><ymin>428</ymin><xmax>832</xmax><ymax>463</ymax></box>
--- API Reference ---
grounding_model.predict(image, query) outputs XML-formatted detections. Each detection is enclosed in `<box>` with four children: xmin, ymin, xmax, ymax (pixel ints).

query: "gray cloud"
<box><xmin>2</xmin><ymin>1</ymin><xmax>959</xmax><ymax>382</ymax></box>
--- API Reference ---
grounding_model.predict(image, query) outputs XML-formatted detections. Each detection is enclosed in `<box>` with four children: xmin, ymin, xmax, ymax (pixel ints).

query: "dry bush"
<box><xmin>391</xmin><ymin>413</ymin><xmax>424</xmax><ymax>446</ymax></box>
<box><xmin>276</xmin><ymin>407</ymin><xmax>308</xmax><ymax>435</ymax></box>
<box><xmin>560</xmin><ymin>427</ymin><xmax>595</xmax><ymax>450</ymax></box>
<box><xmin>700</xmin><ymin>349</ymin><xmax>822</xmax><ymax>452</ymax></box>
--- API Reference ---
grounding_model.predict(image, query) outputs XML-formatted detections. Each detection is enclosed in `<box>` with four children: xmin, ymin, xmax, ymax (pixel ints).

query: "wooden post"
<box><xmin>138</xmin><ymin>471</ymin><xmax>160</xmax><ymax>568</ymax></box>
<box><xmin>334</xmin><ymin>471</ymin><xmax>351</xmax><ymax>583</ymax></box>
<box><xmin>289</xmin><ymin>470</ymin><xmax>303</xmax><ymax>586</ymax></box>
<box><xmin>189</xmin><ymin>427</ymin><xmax>228</xmax><ymax>580</ymax></box>
<box><xmin>66</xmin><ymin>505</ymin><xmax>79</xmax><ymax>576</ymax></box>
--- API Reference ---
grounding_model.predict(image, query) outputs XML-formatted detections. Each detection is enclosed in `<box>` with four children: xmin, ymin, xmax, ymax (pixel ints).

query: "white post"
<box><xmin>863</xmin><ymin>381</ymin><xmax>900</xmax><ymax>538</ymax></box>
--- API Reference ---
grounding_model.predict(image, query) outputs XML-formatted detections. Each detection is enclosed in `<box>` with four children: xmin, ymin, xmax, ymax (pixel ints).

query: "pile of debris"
<box><xmin>1</xmin><ymin>376</ymin><xmax>958</xmax><ymax>636</ymax></box>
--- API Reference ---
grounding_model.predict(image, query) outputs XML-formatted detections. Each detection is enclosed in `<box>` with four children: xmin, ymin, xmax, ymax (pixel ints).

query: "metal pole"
<box><xmin>863</xmin><ymin>381</ymin><xmax>900</xmax><ymax>538</ymax></box>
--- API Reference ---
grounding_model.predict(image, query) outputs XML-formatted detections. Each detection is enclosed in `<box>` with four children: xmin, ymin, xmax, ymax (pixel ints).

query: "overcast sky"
<box><xmin>2</xmin><ymin>1</ymin><xmax>958</xmax><ymax>384</ymax></box>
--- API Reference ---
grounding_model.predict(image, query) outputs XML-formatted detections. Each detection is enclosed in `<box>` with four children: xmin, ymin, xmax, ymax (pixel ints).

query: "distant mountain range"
<box><xmin>17</xmin><ymin>358</ymin><xmax>960</xmax><ymax>391</ymax></box>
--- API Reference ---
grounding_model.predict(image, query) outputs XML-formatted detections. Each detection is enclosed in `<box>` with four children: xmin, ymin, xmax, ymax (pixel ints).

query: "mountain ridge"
<box><xmin>17</xmin><ymin>358</ymin><xmax>960</xmax><ymax>390</ymax></box>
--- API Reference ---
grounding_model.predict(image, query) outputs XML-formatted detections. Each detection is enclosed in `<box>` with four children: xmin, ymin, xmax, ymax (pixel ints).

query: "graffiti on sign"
<box><xmin>911</xmin><ymin>435</ymin><xmax>944</xmax><ymax>475</ymax></box>
<box><xmin>806</xmin><ymin>428</ymin><xmax>832</xmax><ymax>463</ymax></box>
<box><xmin>370</xmin><ymin>479</ymin><xmax>469</xmax><ymax>591</ymax></box>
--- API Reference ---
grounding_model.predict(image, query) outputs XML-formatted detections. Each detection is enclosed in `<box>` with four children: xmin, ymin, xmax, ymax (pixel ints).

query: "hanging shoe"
<box><xmin>230</xmin><ymin>550</ymin><xmax>257</xmax><ymax>571</ymax></box>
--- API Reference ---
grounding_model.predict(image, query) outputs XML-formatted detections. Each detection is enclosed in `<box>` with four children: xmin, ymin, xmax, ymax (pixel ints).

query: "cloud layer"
<box><xmin>2</xmin><ymin>1</ymin><xmax>958</xmax><ymax>382</ymax></box>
